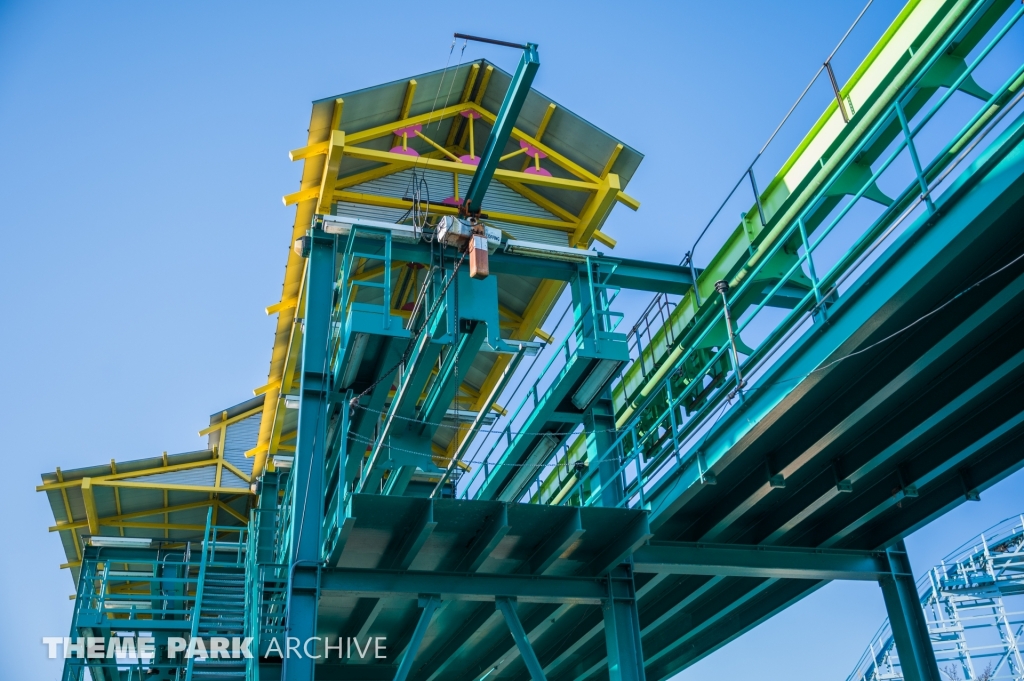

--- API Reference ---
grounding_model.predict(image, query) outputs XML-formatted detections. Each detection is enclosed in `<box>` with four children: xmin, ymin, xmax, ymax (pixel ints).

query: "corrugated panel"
<box><xmin>224</xmin><ymin>414</ymin><xmax>261</xmax><ymax>470</ymax></box>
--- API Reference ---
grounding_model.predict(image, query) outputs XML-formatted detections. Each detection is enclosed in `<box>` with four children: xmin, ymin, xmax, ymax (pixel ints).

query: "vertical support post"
<box><xmin>713</xmin><ymin>280</ymin><xmax>744</xmax><ymax>395</ymax></box>
<box><xmin>879</xmin><ymin>540</ymin><xmax>941</xmax><ymax>681</ymax></box>
<box><xmin>796</xmin><ymin>218</ymin><xmax>821</xmax><ymax>304</ymax></box>
<box><xmin>603</xmin><ymin>564</ymin><xmax>647</xmax><ymax>681</ymax></box>
<box><xmin>747</xmin><ymin>167</ymin><xmax>767</xmax><ymax>227</ymax></box>
<box><xmin>394</xmin><ymin>596</ymin><xmax>440</xmax><ymax>681</ymax></box>
<box><xmin>281</xmin><ymin>228</ymin><xmax>335</xmax><ymax>681</ymax></box>
<box><xmin>496</xmin><ymin>597</ymin><xmax>547</xmax><ymax>681</ymax></box>
<box><xmin>584</xmin><ymin>390</ymin><xmax>622</xmax><ymax>508</ymax></box>
<box><xmin>895</xmin><ymin>101</ymin><xmax>935</xmax><ymax>213</ymax></box>
<box><xmin>825</xmin><ymin>61</ymin><xmax>851</xmax><ymax>123</ymax></box>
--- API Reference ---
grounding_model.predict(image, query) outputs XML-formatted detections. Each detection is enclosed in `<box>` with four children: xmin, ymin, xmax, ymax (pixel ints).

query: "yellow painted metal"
<box><xmin>570</xmin><ymin>174</ymin><xmax>621</xmax><ymax>247</ymax></box>
<box><xmin>198</xmin><ymin>405</ymin><xmax>264</xmax><ymax>437</ymax></box>
<box><xmin>48</xmin><ymin>499</ymin><xmax>224</xmax><ymax>532</ymax></box>
<box><xmin>80</xmin><ymin>478</ymin><xmax>100</xmax><ymax>535</ymax></box>
<box><xmin>266</xmin><ymin>298</ymin><xmax>297</xmax><ymax>315</ymax></box>
<box><xmin>600</xmin><ymin>143</ymin><xmax>623</xmax><ymax>178</ymax></box>
<box><xmin>391</xmin><ymin>79</ymin><xmax>418</xmax><ymax>150</ymax></box>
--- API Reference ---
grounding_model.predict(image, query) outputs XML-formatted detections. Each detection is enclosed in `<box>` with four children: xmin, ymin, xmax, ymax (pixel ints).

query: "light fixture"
<box><xmin>284</xmin><ymin>395</ymin><xmax>300</xmax><ymax>409</ymax></box>
<box><xmin>504</xmin><ymin>240</ymin><xmax>599</xmax><ymax>263</ymax></box>
<box><xmin>444</xmin><ymin>409</ymin><xmax>498</xmax><ymax>426</ymax></box>
<box><xmin>107</xmin><ymin>571</ymin><xmax>155</xmax><ymax>578</ymax></box>
<box><xmin>88</xmin><ymin>536</ymin><xmax>153</xmax><ymax>548</ymax></box>
<box><xmin>571</xmin><ymin>359</ymin><xmax>622</xmax><ymax>409</ymax></box>
<box><xmin>319</xmin><ymin>214</ymin><xmax>421</xmax><ymax>243</ymax></box>
<box><xmin>340</xmin><ymin>333</ymin><xmax>369</xmax><ymax>389</ymax></box>
<box><xmin>272</xmin><ymin>455</ymin><xmax>295</xmax><ymax>469</ymax></box>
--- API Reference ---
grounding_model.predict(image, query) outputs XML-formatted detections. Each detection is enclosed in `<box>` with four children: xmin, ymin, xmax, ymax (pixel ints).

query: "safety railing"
<box><xmin>560</xmin><ymin>0</ymin><xmax>1024</xmax><ymax>511</ymax></box>
<box><xmin>459</xmin><ymin>314</ymin><xmax>589</xmax><ymax>499</ymax></box>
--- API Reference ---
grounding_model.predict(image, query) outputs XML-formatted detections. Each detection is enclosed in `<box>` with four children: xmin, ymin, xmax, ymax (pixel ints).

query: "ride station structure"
<box><xmin>38</xmin><ymin>1</ymin><xmax>1024</xmax><ymax>680</ymax></box>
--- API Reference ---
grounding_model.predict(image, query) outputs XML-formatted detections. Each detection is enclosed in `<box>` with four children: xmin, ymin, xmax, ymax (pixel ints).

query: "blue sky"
<box><xmin>1</xmin><ymin>1</ymin><xmax>1022</xmax><ymax>679</ymax></box>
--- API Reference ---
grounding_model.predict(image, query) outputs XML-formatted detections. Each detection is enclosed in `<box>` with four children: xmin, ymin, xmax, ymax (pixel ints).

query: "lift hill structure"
<box><xmin>38</xmin><ymin>0</ymin><xmax>1024</xmax><ymax>679</ymax></box>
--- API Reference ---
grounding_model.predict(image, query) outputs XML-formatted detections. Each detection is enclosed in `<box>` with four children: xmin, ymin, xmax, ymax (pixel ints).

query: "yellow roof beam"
<box><xmin>391</xmin><ymin>79</ymin><xmax>418</xmax><ymax>150</ymax></box>
<box><xmin>334</xmin><ymin>190</ymin><xmax>575</xmax><ymax>232</ymax></box>
<box><xmin>445</xmin><ymin>63</ymin><xmax>481</xmax><ymax>147</ymax></box>
<box><xmin>198</xmin><ymin>404</ymin><xmax>264</xmax><ymax>437</ymax></box>
<box><xmin>81</xmin><ymin>478</ymin><xmax>100</xmax><ymax>535</ymax></box>
<box><xmin>49</xmin><ymin>499</ymin><xmax>223</xmax><ymax>532</ymax></box>
<box><xmin>571</xmin><ymin>174</ymin><xmax>621</xmax><ymax>248</ymax></box>
<box><xmin>317</xmin><ymin>131</ymin><xmax>346</xmax><ymax>214</ymax></box>
<box><xmin>266</xmin><ymin>298</ymin><xmax>297</xmax><ymax>315</ymax></box>
<box><xmin>521</xmin><ymin>103</ymin><xmax>557</xmax><ymax>171</ymax></box>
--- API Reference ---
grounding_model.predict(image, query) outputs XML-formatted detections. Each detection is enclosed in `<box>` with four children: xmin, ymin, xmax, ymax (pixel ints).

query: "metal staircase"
<box><xmin>185</xmin><ymin>510</ymin><xmax>250</xmax><ymax>681</ymax></box>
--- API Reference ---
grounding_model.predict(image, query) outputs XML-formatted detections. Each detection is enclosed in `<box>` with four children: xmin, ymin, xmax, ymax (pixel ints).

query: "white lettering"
<box><xmin>232</xmin><ymin>636</ymin><xmax>253</xmax><ymax>659</ymax></box>
<box><xmin>264</xmin><ymin>636</ymin><xmax>283</xmax><ymax>659</ymax></box>
<box><xmin>64</xmin><ymin>638</ymin><xmax>85</xmax><ymax>659</ymax></box>
<box><xmin>107</xmin><ymin>637</ymin><xmax>136</xmax><ymax>658</ymax></box>
<box><xmin>375</xmin><ymin>637</ymin><xmax>386</xmax><ymax>659</ymax></box>
<box><xmin>324</xmin><ymin>636</ymin><xmax>343</xmax><ymax>659</ymax></box>
<box><xmin>167</xmin><ymin>637</ymin><xmax>187</xmax><ymax>657</ymax></box>
<box><xmin>209</xmin><ymin>637</ymin><xmax>229</xmax><ymax>659</ymax></box>
<box><xmin>286</xmin><ymin>636</ymin><xmax>301</xmax><ymax>659</ymax></box>
<box><xmin>87</xmin><ymin>637</ymin><xmax>104</xmax><ymax>659</ymax></box>
<box><xmin>352</xmin><ymin>637</ymin><xmax>371</xmax><ymax>659</ymax></box>
<box><xmin>186</xmin><ymin>637</ymin><xmax>208</xmax><ymax>660</ymax></box>
<box><xmin>137</xmin><ymin>637</ymin><xmax>155</xmax><ymax>658</ymax></box>
<box><xmin>42</xmin><ymin>637</ymin><xmax>62</xmax><ymax>659</ymax></box>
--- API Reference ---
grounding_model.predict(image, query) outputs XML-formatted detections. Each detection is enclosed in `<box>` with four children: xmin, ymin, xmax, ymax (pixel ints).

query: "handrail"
<box><xmin>559</xmin><ymin>0</ymin><xmax>1024</xmax><ymax>510</ymax></box>
<box><xmin>184</xmin><ymin>507</ymin><xmax>214</xmax><ymax>681</ymax></box>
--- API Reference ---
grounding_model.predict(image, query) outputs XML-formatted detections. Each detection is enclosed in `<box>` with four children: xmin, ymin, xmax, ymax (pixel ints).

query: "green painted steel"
<box><xmin>549</xmin><ymin>0</ymin><xmax>1024</xmax><ymax>511</ymax></box>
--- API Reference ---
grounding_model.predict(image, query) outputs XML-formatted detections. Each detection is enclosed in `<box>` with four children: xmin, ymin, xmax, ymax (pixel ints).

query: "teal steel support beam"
<box><xmin>282</xmin><ymin>227</ymin><xmax>335</xmax><ymax>681</ymax></box>
<box><xmin>463</xmin><ymin>43</ymin><xmax>540</xmax><ymax>216</ymax></box>
<box><xmin>318</xmin><ymin>567</ymin><xmax>607</xmax><ymax>603</ymax></box>
<box><xmin>496</xmin><ymin>597</ymin><xmax>547</xmax><ymax>681</ymax></box>
<box><xmin>631</xmin><ymin>541</ymin><xmax>904</xmax><ymax>581</ymax></box>
<box><xmin>393</xmin><ymin>596</ymin><xmax>440</xmax><ymax>681</ymax></box>
<box><xmin>603</xmin><ymin>564</ymin><xmax>647</xmax><ymax>681</ymax></box>
<box><xmin>339</xmin><ymin>234</ymin><xmax>697</xmax><ymax>294</ymax></box>
<box><xmin>879</xmin><ymin>540</ymin><xmax>941</xmax><ymax>681</ymax></box>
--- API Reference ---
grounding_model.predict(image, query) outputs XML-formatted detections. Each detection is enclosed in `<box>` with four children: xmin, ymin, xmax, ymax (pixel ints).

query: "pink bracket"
<box><xmin>390</xmin><ymin>124</ymin><xmax>423</xmax><ymax>156</ymax></box>
<box><xmin>519</xmin><ymin>140</ymin><xmax>548</xmax><ymax>159</ymax></box>
<box><xmin>459</xmin><ymin>155</ymin><xmax>480</xmax><ymax>166</ymax></box>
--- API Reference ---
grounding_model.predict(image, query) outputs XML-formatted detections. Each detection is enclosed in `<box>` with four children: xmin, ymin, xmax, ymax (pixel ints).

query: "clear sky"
<box><xmin>1</xmin><ymin>1</ymin><xmax>1022</xmax><ymax>679</ymax></box>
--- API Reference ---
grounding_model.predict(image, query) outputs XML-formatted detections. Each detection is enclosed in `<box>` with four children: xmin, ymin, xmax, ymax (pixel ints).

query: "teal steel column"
<box><xmin>585</xmin><ymin>390</ymin><xmax>622</xmax><ymax>507</ymax></box>
<box><xmin>496</xmin><ymin>597</ymin><xmax>547</xmax><ymax>681</ymax></box>
<box><xmin>282</xmin><ymin>228</ymin><xmax>335</xmax><ymax>681</ymax></box>
<box><xmin>879</xmin><ymin>540</ymin><xmax>941</xmax><ymax>681</ymax></box>
<box><xmin>394</xmin><ymin>596</ymin><xmax>440</xmax><ymax>681</ymax></box>
<box><xmin>603</xmin><ymin>564</ymin><xmax>647</xmax><ymax>681</ymax></box>
<box><xmin>463</xmin><ymin>43</ymin><xmax>539</xmax><ymax>215</ymax></box>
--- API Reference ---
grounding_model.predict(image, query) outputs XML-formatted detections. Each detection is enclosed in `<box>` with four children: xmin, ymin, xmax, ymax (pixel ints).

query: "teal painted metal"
<box><xmin>281</xmin><ymin>227</ymin><xmax>334</xmax><ymax>681</ymax></box>
<box><xmin>555</xmin><ymin>1</ymin><xmax>1024</xmax><ymax>512</ymax></box>
<box><xmin>848</xmin><ymin>515</ymin><xmax>1024</xmax><ymax>681</ymax></box>
<box><xmin>880</xmin><ymin>541</ymin><xmax>943</xmax><ymax>681</ymax></box>
<box><xmin>463</xmin><ymin>43</ymin><xmax>540</xmax><ymax>216</ymax></box>
<box><xmin>603</xmin><ymin>565</ymin><xmax>647</xmax><ymax>681</ymax></box>
<box><xmin>496</xmin><ymin>597</ymin><xmax>548</xmax><ymax>681</ymax></box>
<box><xmin>184</xmin><ymin>507</ymin><xmax>214</xmax><ymax>681</ymax></box>
<box><xmin>394</xmin><ymin>596</ymin><xmax>441</xmax><ymax>681</ymax></box>
<box><xmin>61</xmin><ymin>521</ymin><xmax>250</xmax><ymax>681</ymax></box>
